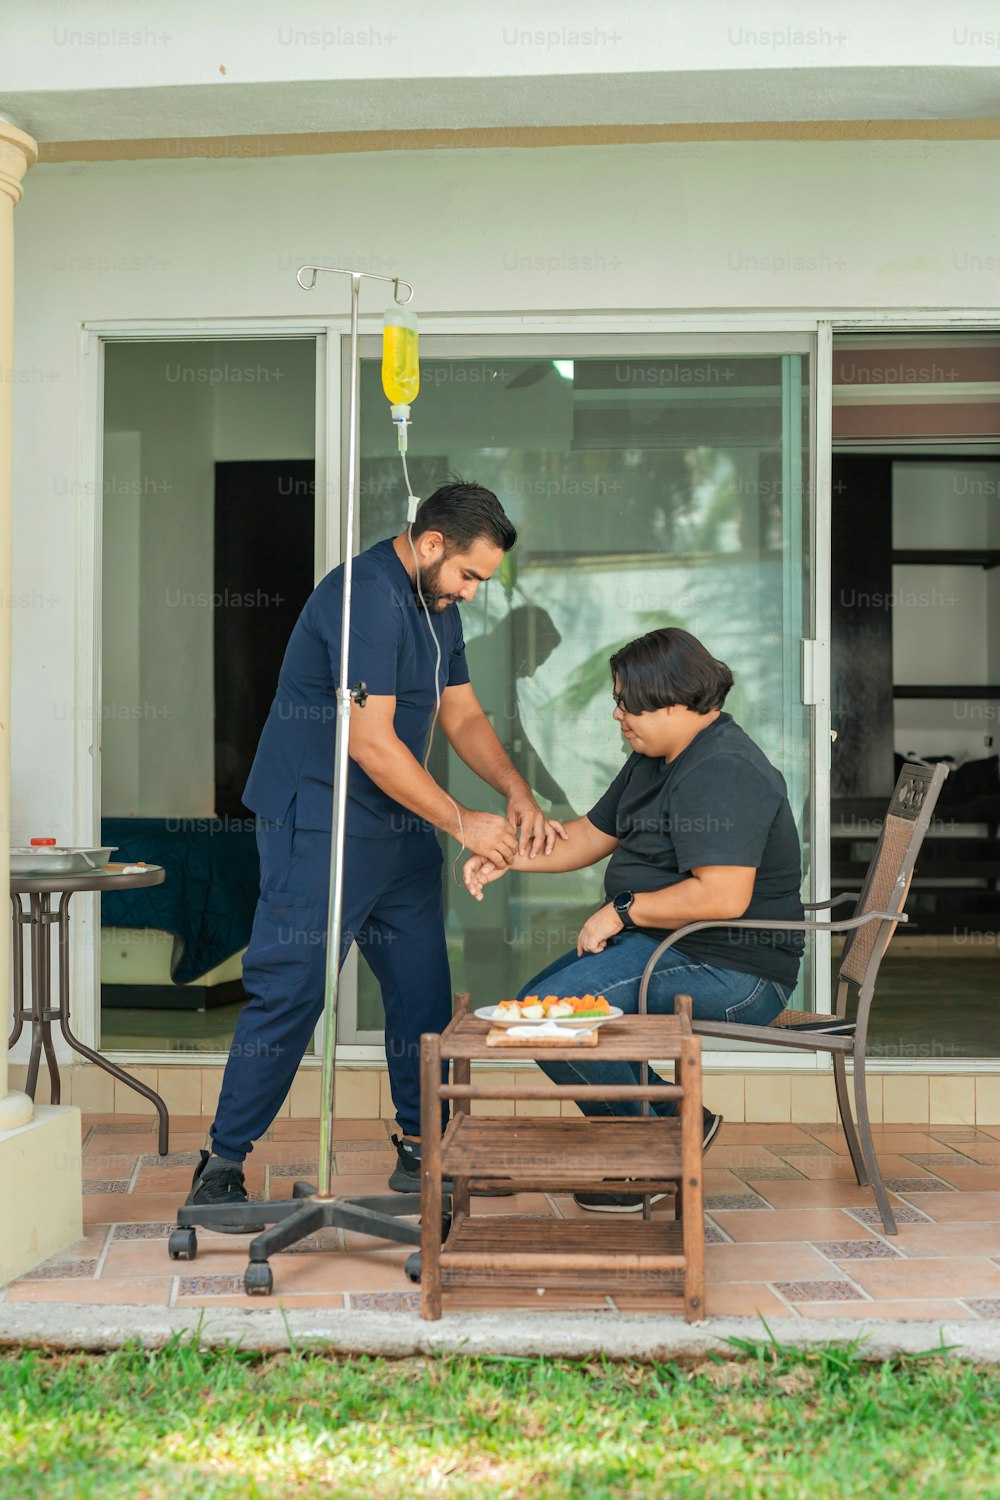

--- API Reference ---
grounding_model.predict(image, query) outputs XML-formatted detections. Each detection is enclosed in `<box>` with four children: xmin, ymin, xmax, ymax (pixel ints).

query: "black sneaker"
<box><xmin>185</xmin><ymin>1149</ymin><xmax>265</xmax><ymax>1234</ymax></box>
<box><xmin>387</xmin><ymin>1134</ymin><xmax>513</xmax><ymax>1197</ymax></box>
<box><xmin>389</xmin><ymin>1135</ymin><xmax>453</xmax><ymax>1195</ymax></box>
<box><xmin>572</xmin><ymin>1111</ymin><xmax>725</xmax><ymax>1213</ymax></box>
<box><xmin>703</xmin><ymin>1110</ymin><xmax>724</xmax><ymax>1154</ymax></box>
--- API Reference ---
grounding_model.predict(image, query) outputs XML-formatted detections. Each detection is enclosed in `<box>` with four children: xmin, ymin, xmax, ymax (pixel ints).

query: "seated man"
<box><xmin>464</xmin><ymin>626</ymin><xmax>804</xmax><ymax>1212</ymax></box>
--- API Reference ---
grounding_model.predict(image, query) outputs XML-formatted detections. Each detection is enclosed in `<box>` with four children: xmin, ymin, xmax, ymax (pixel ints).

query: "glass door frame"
<box><xmin>335</xmin><ymin>327</ymin><xmax>830</xmax><ymax>1066</ymax></box>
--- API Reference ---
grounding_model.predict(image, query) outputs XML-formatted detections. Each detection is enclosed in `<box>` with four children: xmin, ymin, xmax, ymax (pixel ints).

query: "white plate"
<box><xmin>474</xmin><ymin>1004</ymin><xmax>623</xmax><ymax>1030</ymax></box>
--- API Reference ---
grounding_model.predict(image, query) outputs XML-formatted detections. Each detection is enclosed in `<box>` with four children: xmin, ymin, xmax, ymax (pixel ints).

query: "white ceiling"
<box><xmin>2</xmin><ymin>0</ymin><xmax>1000</xmax><ymax>143</ymax></box>
<box><xmin>3</xmin><ymin>69</ymin><xmax>1000</xmax><ymax>144</ymax></box>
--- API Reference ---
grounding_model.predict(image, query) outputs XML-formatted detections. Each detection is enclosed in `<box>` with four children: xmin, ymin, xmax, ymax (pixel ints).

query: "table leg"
<box><xmin>25</xmin><ymin>892</ymin><xmax>56</xmax><ymax>1102</ymax></box>
<box><xmin>8</xmin><ymin>894</ymin><xmax>25</xmax><ymax>1049</ymax></box>
<box><xmin>54</xmin><ymin>893</ymin><xmax>170</xmax><ymax>1154</ymax></box>
<box><xmin>451</xmin><ymin>1055</ymin><xmax>472</xmax><ymax>1222</ymax></box>
<box><xmin>420</xmin><ymin>1032</ymin><xmax>443</xmax><ymax>1321</ymax></box>
<box><xmin>679</xmin><ymin>1034</ymin><xmax>705</xmax><ymax>1322</ymax></box>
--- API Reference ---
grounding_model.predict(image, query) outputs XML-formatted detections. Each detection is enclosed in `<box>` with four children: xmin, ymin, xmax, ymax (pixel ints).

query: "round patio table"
<box><xmin>8</xmin><ymin>864</ymin><xmax>170</xmax><ymax>1154</ymax></box>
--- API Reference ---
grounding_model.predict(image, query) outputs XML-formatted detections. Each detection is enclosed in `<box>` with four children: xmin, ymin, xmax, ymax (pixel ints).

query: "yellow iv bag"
<box><xmin>382</xmin><ymin>306</ymin><xmax>419</xmax><ymax>407</ymax></box>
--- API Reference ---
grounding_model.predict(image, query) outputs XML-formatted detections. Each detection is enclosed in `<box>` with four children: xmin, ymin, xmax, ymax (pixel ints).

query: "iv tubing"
<box><xmin>400</xmin><ymin>444</ymin><xmax>467</xmax><ymax>877</ymax></box>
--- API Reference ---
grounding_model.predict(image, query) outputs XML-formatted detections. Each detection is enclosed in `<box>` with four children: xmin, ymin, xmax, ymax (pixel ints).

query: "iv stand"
<box><xmin>169</xmin><ymin>266</ymin><xmax>449</xmax><ymax>1295</ymax></box>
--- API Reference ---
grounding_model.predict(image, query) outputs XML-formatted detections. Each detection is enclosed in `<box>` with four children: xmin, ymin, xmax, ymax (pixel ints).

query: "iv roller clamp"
<box><xmin>168</xmin><ymin>265</ymin><xmax>449</xmax><ymax>1295</ymax></box>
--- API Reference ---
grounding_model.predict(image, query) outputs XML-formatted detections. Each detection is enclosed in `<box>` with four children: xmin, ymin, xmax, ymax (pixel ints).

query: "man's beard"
<box><xmin>412</xmin><ymin>555</ymin><xmax>458</xmax><ymax>611</ymax></box>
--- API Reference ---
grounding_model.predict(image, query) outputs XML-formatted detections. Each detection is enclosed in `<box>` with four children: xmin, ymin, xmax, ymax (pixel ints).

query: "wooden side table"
<box><xmin>418</xmin><ymin>993</ymin><xmax>705</xmax><ymax>1322</ymax></box>
<box><xmin>9</xmin><ymin>865</ymin><xmax>170</xmax><ymax>1154</ymax></box>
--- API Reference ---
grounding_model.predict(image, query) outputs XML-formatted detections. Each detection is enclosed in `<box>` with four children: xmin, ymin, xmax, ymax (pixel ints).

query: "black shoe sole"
<box><xmin>573</xmin><ymin>1192</ymin><xmax>670</xmax><ymax>1214</ymax></box>
<box><xmin>184</xmin><ymin>1190</ymin><xmax>265</xmax><ymax>1235</ymax></box>
<box><xmin>387</xmin><ymin>1167</ymin><xmax>514</xmax><ymax>1197</ymax></box>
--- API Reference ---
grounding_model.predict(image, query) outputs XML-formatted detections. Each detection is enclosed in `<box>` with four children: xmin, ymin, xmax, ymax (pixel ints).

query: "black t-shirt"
<box><xmin>587</xmin><ymin>714</ymin><xmax>804</xmax><ymax>986</ymax></box>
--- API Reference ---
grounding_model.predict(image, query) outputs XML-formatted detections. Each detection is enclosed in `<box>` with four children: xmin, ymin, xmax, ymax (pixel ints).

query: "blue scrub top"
<box><xmin>243</xmin><ymin>537</ymin><xmax>470</xmax><ymax>836</ymax></box>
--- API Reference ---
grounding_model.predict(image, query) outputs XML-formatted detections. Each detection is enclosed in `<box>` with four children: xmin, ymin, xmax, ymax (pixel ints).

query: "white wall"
<box><xmin>7</xmin><ymin>137</ymin><xmax>1000</xmax><ymax>1044</ymax></box>
<box><xmin>12</xmin><ymin>137</ymin><xmax>1000</xmax><ymax>844</ymax></box>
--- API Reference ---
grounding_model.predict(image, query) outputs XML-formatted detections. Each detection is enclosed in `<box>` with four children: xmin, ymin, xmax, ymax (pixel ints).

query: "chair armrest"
<box><xmin>636</xmin><ymin>909</ymin><xmax>907</xmax><ymax>1013</ymax></box>
<box><xmin>803</xmin><ymin>893</ymin><xmax>859</xmax><ymax>912</ymax></box>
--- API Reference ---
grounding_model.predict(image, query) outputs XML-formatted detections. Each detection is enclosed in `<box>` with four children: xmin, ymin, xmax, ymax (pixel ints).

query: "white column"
<box><xmin>0</xmin><ymin>118</ymin><xmax>83</xmax><ymax>1283</ymax></box>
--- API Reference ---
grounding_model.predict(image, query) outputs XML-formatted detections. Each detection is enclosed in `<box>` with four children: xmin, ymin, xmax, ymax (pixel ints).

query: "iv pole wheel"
<box><xmin>244</xmin><ymin>1261</ymin><xmax>273</xmax><ymax>1296</ymax></box>
<box><xmin>168</xmin><ymin>1228</ymin><xmax>197</xmax><ymax>1261</ymax></box>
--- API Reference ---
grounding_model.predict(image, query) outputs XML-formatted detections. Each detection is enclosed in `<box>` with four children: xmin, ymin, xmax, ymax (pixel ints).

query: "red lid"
<box><xmin>30</xmin><ymin>837</ymin><xmax>58</xmax><ymax>846</ymax></box>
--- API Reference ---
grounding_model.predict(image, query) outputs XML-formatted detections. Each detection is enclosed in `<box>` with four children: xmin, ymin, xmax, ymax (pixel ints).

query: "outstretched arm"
<box><xmin>464</xmin><ymin>816</ymin><xmax>618</xmax><ymax>899</ymax></box>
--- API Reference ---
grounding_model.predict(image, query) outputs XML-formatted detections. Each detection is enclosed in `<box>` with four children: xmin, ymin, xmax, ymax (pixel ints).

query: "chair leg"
<box><xmin>852</xmin><ymin>1052</ymin><xmax>896</xmax><ymax>1235</ymax></box>
<box><xmin>833</xmin><ymin>1053</ymin><xmax>868</xmax><ymax>1186</ymax></box>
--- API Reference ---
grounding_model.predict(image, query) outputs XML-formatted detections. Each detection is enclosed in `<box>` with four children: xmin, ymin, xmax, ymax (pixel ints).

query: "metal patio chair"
<box><xmin>638</xmin><ymin>760</ymin><xmax>949</xmax><ymax>1234</ymax></box>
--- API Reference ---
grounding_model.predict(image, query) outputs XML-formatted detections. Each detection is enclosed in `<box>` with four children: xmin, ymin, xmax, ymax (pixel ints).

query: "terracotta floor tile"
<box><xmin>161</xmin><ymin>1131</ymin><xmax>213</xmax><ymax>1148</ymax></box>
<box><xmin>83</xmin><ymin>1192</ymin><xmax>184</xmax><ymax>1225</ymax></box>
<box><xmin>274</xmin><ymin>1119</ymin><xmax>388</xmax><ymax>1141</ymax></box>
<box><xmin>710</xmin><ymin>1146</ymin><xmax>788</xmax><ymax>1172</ymax></box>
<box><xmin>747</xmin><ymin>1180</ymin><xmax>895</xmax><ymax>1211</ymax></box>
<box><xmin>700</xmin><ymin>1283</ymin><xmax>792</xmax><ymax>1318</ymax></box>
<box><xmin>899</xmin><ymin>1192</ymin><xmax>1000</xmax><ymax>1223</ymax></box>
<box><xmin>703</xmin><ymin>1170</ymin><xmax>759</xmax><ymax>1196</ymax></box>
<box><xmin>82</xmin><ymin>1154</ymin><xmax>137</xmax><ymax>1182</ymax></box>
<box><xmin>6</xmin><ymin>1277</ymin><xmax>174</xmax><ymax>1305</ymax></box>
<box><xmin>83</xmin><ymin>1133</ymin><xmax>163</xmax><ymax>1157</ymax></box>
<box><xmin>711</xmin><ymin>1209</ymin><xmax>875</xmax><ymax>1244</ymax></box>
<box><xmin>947</xmin><ymin>1143</ymin><xmax>1000</xmax><ymax>1165</ymax></box>
<box><xmin>132</xmin><ymin>1165</ymin><xmax>267</xmax><ymax>1195</ymax></box>
<box><xmin>278</xmin><ymin>1173</ymin><xmax>393</xmax><ymax>1198</ymax></box>
<box><xmin>25</xmin><ymin>1229</ymin><xmax>111</xmax><ymax>1267</ymax></box>
<box><xmin>715</xmin><ymin>1125</ymin><xmax>818</xmax><ymax>1145</ymax></box>
<box><xmin>847</xmin><ymin>1257</ymin><xmax>1000</xmax><ymax>1300</ymax></box>
<box><xmin>915</xmin><ymin>1166</ymin><xmax>1000</xmax><ymax>1192</ymax></box>
<box><xmin>83</xmin><ymin>1115</ymin><xmax>155</xmax><ymax>1131</ymax></box>
<box><xmin>101</xmin><ymin>1238</ymin><xmax>249</xmax><ymax>1279</ymax></box>
<box><xmin>458</xmin><ymin>1194</ymin><xmax>555</xmax><ymax>1217</ymax></box>
<box><xmin>705</xmin><ymin>1242</ymin><xmax>839</xmax><ymax>1282</ymax></box>
<box><xmin>866</xmin><ymin>1132</ymin><xmax>945</xmax><ymax>1153</ymax></box>
<box><xmin>777</xmin><ymin>1158</ymin><xmax>862</xmax><ymax>1181</ymax></box>
<box><xmin>794</xmin><ymin>1299</ymin><xmax>975</xmax><ymax>1321</ymax></box>
<box><xmin>790</xmin><ymin>1154</ymin><xmax>927</xmax><ymax>1183</ymax></box>
<box><xmin>220</xmin><ymin>1250</ymin><xmax>414</xmax><ymax>1295</ymax></box>
<box><xmin>893</xmin><ymin>1222</ymin><xmax>1000</xmax><ymax>1258</ymax></box>
<box><xmin>332</xmin><ymin>1152</ymin><xmax>396</xmax><ymax>1175</ymax></box>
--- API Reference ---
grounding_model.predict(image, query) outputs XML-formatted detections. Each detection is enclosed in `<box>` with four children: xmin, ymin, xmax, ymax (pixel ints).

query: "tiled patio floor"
<box><xmin>4</xmin><ymin>1115</ymin><xmax>1000</xmax><ymax>1322</ymax></box>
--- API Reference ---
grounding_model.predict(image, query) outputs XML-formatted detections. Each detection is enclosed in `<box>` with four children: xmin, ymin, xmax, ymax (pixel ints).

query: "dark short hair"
<box><xmin>411</xmin><ymin>482</ymin><xmax>517</xmax><ymax>553</ymax></box>
<box><xmin>610</xmin><ymin>627</ymin><xmax>733</xmax><ymax>714</ymax></box>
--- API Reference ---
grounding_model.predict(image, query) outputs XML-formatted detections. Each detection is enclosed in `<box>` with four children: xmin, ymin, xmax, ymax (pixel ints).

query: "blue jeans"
<box><xmin>516</xmin><ymin>934</ymin><xmax>792</xmax><ymax>1119</ymax></box>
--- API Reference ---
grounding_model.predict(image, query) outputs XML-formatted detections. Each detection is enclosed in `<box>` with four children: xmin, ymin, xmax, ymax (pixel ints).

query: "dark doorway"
<box><xmin>214</xmin><ymin>459</ymin><xmax>316</xmax><ymax>817</ymax></box>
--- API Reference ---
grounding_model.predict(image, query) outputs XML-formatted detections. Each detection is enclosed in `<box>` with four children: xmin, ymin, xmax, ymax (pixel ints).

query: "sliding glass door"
<box><xmin>342</xmin><ymin>334</ymin><xmax>817</xmax><ymax>1041</ymax></box>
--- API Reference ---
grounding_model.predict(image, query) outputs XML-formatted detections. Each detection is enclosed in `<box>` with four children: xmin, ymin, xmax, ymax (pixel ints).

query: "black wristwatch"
<box><xmin>613</xmin><ymin>890</ymin><xmax>636</xmax><ymax>929</ymax></box>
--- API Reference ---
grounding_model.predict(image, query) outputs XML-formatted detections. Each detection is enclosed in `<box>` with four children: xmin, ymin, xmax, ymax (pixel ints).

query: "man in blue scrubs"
<box><xmin>189</xmin><ymin>482</ymin><xmax>561</xmax><ymax>1226</ymax></box>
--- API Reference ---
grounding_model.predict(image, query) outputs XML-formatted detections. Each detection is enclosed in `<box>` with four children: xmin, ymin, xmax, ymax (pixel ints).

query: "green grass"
<box><xmin>2</xmin><ymin>1330</ymin><xmax>999</xmax><ymax>1499</ymax></box>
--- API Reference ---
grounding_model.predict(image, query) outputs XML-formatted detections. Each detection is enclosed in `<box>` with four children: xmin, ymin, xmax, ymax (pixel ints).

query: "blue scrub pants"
<box><xmin>210</xmin><ymin>805</ymin><xmax>452</xmax><ymax>1161</ymax></box>
<box><xmin>517</xmin><ymin>935</ymin><xmax>790</xmax><ymax>1118</ymax></box>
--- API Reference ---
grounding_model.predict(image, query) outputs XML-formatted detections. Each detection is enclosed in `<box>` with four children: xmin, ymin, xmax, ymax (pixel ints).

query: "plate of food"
<box><xmin>474</xmin><ymin>995</ymin><xmax>623</xmax><ymax>1029</ymax></box>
